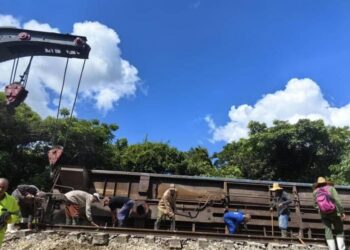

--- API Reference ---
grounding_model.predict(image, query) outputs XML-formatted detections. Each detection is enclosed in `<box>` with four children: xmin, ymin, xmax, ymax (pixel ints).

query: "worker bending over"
<box><xmin>11</xmin><ymin>184</ymin><xmax>45</xmax><ymax>229</ymax></box>
<box><xmin>103</xmin><ymin>196</ymin><xmax>135</xmax><ymax>227</ymax></box>
<box><xmin>64</xmin><ymin>190</ymin><xmax>101</xmax><ymax>227</ymax></box>
<box><xmin>223</xmin><ymin>209</ymin><xmax>251</xmax><ymax>234</ymax></box>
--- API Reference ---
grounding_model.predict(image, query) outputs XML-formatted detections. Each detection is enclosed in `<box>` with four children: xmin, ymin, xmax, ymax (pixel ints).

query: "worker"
<box><xmin>64</xmin><ymin>190</ymin><xmax>101</xmax><ymax>227</ymax></box>
<box><xmin>223</xmin><ymin>209</ymin><xmax>251</xmax><ymax>234</ymax></box>
<box><xmin>269</xmin><ymin>183</ymin><xmax>292</xmax><ymax>237</ymax></box>
<box><xmin>0</xmin><ymin>178</ymin><xmax>20</xmax><ymax>246</ymax></box>
<box><xmin>313</xmin><ymin>177</ymin><xmax>346</xmax><ymax>250</ymax></box>
<box><xmin>11</xmin><ymin>184</ymin><xmax>46</xmax><ymax>229</ymax></box>
<box><xmin>154</xmin><ymin>183</ymin><xmax>177</xmax><ymax>230</ymax></box>
<box><xmin>103</xmin><ymin>196</ymin><xmax>135</xmax><ymax>227</ymax></box>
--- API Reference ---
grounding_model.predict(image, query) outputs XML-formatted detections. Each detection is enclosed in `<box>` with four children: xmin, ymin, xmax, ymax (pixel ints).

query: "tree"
<box><xmin>59</xmin><ymin>108</ymin><xmax>70</xmax><ymax>118</ymax></box>
<box><xmin>41</xmin><ymin>116</ymin><xmax>118</xmax><ymax>169</ymax></box>
<box><xmin>0</xmin><ymin>92</ymin><xmax>120</xmax><ymax>188</ymax></box>
<box><xmin>248</xmin><ymin>121</ymin><xmax>267</xmax><ymax>135</ymax></box>
<box><xmin>184</xmin><ymin>147</ymin><xmax>216</xmax><ymax>176</ymax></box>
<box><xmin>329</xmin><ymin>152</ymin><xmax>350</xmax><ymax>185</ymax></box>
<box><xmin>116</xmin><ymin>142</ymin><xmax>186</xmax><ymax>174</ymax></box>
<box><xmin>0</xmin><ymin>92</ymin><xmax>49</xmax><ymax>189</ymax></box>
<box><xmin>114</xmin><ymin>143</ymin><xmax>219</xmax><ymax>176</ymax></box>
<box><xmin>215</xmin><ymin>119</ymin><xmax>350</xmax><ymax>182</ymax></box>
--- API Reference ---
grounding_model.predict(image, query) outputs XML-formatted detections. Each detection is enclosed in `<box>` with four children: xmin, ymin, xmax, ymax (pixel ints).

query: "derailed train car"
<box><xmin>48</xmin><ymin>165</ymin><xmax>350</xmax><ymax>240</ymax></box>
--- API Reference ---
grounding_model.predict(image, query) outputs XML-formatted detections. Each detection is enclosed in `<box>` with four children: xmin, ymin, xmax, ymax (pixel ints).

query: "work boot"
<box><xmin>72</xmin><ymin>217</ymin><xmax>79</xmax><ymax>226</ymax></box>
<box><xmin>336</xmin><ymin>236</ymin><xmax>346</xmax><ymax>250</ymax></box>
<box><xmin>281</xmin><ymin>229</ymin><xmax>287</xmax><ymax>238</ymax></box>
<box><xmin>154</xmin><ymin>220</ymin><xmax>160</xmax><ymax>230</ymax></box>
<box><xmin>27</xmin><ymin>215</ymin><xmax>33</xmax><ymax>229</ymax></box>
<box><xmin>118</xmin><ymin>220</ymin><xmax>125</xmax><ymax>227</ymax></box>
<box><xmin>65</xmin><ymin>217</ymin><xmax>72</xmax><ymax>225</ymax></box>
<box><xmin>170</xmin><ymin>220</ymin><xmax>176</xmax><ymax>231</ymax></box>
<box><xmin>7</xmin><ymin>223</ymin><xmax>17</xmax><ymax>233</ymax></box>
<box><xmin>21</xmin><ymin>217</ymin><xmax>29</xmax><ymax>223</ymax></box>
<box><xmin>326</xmin><ymin>239</ymin><xmax>336</xmax><ymax>250</ymax></box>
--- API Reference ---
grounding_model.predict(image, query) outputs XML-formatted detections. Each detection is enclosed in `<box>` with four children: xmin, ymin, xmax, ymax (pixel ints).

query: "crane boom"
<box><xmin>0</xmin><ymin>27</ymin><xmax>90</xmax><ymax>63</ymax></box>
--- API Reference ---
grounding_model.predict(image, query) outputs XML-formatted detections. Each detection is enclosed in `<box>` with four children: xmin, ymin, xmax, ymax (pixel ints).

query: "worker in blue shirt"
<box><xmin>223</xmin><ymin>209</ymin><xmax>251</xmax><ymax>234</ymax></box>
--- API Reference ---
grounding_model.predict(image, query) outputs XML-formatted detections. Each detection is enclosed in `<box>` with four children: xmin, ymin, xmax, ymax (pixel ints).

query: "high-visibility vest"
<box><xmin>0</xmin><ymin>193</ymin><xmax>20</xmax><ymax>225</ymax></box>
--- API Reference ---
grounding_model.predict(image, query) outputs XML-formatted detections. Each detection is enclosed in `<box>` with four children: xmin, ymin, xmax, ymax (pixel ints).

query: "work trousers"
<box><xmin>154</xmin><ymin>208</ymin><xmax>175</xmax><ymax>230</ymax></box>
<box><xmin>278</xmin><ymin>214</ymin><xmax>289</xmax><ymax>230</ymax></box>
<box><xmin>224</xmin><ymin>218</ymin><xmax>238</xmax><ymax>234</ymax></box>
<box><xmin>321</xmin><ymin>212</ymin><xmax>344</xmax><ymax>240</ymax></box>
<box><xmin>117</xmin><ymin>200</ymin><xmax>135</xmax><ymax>226</ymax></box>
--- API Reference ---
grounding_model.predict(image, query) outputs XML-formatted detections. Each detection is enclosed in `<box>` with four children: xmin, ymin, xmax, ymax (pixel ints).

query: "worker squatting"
<box><xmin>0</xmin><ymin>177</ymin><xmax>346</xmax><ymax>250</ymax></box>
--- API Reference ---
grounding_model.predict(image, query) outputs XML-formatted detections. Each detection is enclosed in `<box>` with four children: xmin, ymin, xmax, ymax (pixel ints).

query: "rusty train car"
<box><xmin>49</xmin><ymin>165</ymin><xmax>350</xmax><ymax>241</ymax></box>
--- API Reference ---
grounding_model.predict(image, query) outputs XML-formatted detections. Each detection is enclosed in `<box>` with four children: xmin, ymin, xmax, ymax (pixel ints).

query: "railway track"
<box><xmin>38</xmin><ymin>223</ymin><xmax>327</xmax><ymax>245</ymax></box>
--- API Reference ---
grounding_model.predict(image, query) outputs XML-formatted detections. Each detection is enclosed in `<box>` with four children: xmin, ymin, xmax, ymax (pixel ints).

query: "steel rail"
<box><xmin>38</xmin><ymin>223</ymin><xmax>327</xmax><ymax>245</ymax></box>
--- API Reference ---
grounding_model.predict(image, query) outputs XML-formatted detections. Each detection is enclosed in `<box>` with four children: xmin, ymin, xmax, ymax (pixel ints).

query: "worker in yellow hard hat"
<box><xmin>269</xmin><ymin>183</ymin><xmax>292</xmax><ymax>238</ymax></box>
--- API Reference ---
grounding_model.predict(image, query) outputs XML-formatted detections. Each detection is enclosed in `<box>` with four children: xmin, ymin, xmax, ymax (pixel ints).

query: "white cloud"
<box><xmin>0</xmin><ymin>14</ymin><xmax>20</xmax><ymax>27</ymax></box>
<box><xmin>207</xmin><ymin>78</ymin><xmax>350</xmax><ymax>143</ymax></box>
<box><xmin>0</xmin><ymin>15</ymin><xmax>139</xmax><ymax>117</ymax></box>
<box><xmin>23</xmin><ymin>20</ymin><xmax>60</xmax><ymax>33</ymax></box>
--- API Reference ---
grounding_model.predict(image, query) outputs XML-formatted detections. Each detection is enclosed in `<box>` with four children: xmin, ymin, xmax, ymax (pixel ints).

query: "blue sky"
<box><xmin>1</xmin><ymin>1</ymin><xmax>350</xmax><ymax>154</ymax></box>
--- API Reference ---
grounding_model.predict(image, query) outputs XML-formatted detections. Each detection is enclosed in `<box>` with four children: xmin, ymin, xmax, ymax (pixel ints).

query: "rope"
<box><xmin>63</xmin><ymin>59</ymin><xmax>86</xmax><ymax>148</ymax></box>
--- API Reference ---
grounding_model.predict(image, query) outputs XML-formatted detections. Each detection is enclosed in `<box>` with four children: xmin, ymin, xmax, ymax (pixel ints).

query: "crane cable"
<box><xmin>62</xmin><ymin>59</ymin><xmax>86</xmax><ymax>148</ymax></box>
<box><xmin>48</xmin><ymin>58</ymin><xmax>86</xmax><ymax>169</ymax></box>
<box><xmin>12</xmin><ymin>58</ymin><xmax>19</xmax><ymax>83</ymax></box>
<box><xmin>9</xmin><ymin>58</ymin><xmax>17</xmax><ymax>83</ymax></box>
<box><xmin>51</xmin><ymin>58</ymin><xmax>69</xmax><ymax>146</ymax></box>
<box><xmin>8</xmin><ymin>56</ymin><xmax>33</xmax><ymax>86</ymax></box>
<box><xmin>20</xmin><ymin>56</ymin><xmax>34</xmax><ymax>87</ymax></box>
<box><xmin>56</xmin><ymin>58</ymin><xmax>69</xmax><ymax>120</ymax></box>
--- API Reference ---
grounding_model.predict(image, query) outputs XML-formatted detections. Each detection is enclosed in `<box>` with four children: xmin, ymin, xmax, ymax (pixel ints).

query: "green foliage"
<box><xmin>248</xmin><ymin>121</ymin><xmax>267</xmax><ymax>135</ymax></box>
<box><xmin>215</xmin><ymin>119</ymin><xmax>350</xmax><ymax>182</ymax></box>
<box><xmin>216</xmin><ymin>165</ymin><xmax>242</xmax><ymax>178</ymax></box>
<box><xmin>0</xmin><ymin>93</ymin><xmax>49</xmax><ymax>189</ymax></box>
<box><xmin>184</xmin><ymin>147</ymin><xmax>216</xmax><ymax>176</ymax></box>
<box><xmin>116</xmin><ymin>141</ymin><xmax>187</xmax><ymax>174</ymax></box>
<box><xmin>59</xmin><ymin>108</ymin><xmax>70</xmax><ymax>118</ymax></box>
<box><xmin>0</xmin><ymin>92</ymin><xmax>119</xmax><ymax>189</ymax></box>
<box><xmin>329</xmin><ymin>151</ymin><xmax>350</xmax><ymax>184</ymax></box>
<box><xmin>112</xmin><ymin>142</ymin><xmax>216</xmax><ymax>176</ymax></box>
